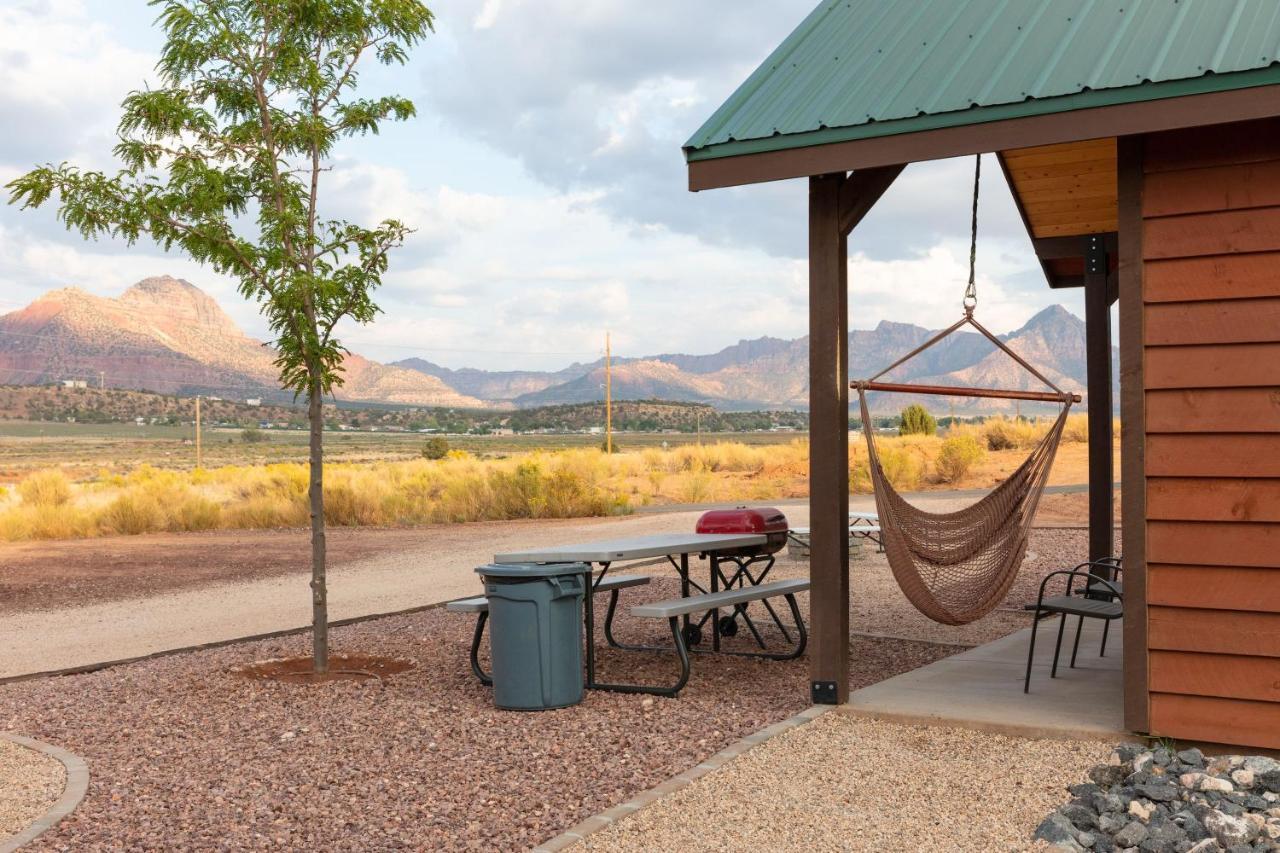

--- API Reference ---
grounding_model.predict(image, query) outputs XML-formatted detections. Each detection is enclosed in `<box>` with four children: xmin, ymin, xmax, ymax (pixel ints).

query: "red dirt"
<box><xmin>232</xmin><ymin>654</ymin><xmax>415</xmax><ymax>684</ymax></box>
<box><xmin>0</xmin><ymin>526</ymin><xmax>450</xmax><ymax>614</ymax></box>
<box><xmin>0</xmin><ymin>590</ymin><xmax>957</xmax><ymax>852</ymax></box>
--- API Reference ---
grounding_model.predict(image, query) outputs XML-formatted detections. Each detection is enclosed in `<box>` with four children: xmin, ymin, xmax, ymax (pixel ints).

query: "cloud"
<box><xmin>0</xmin><ymin>1</ymin><xmax>155</xmax><ymax>168</ymax></box>
<box><xmin>420</xmin><ymin>2</ymin><xmax>1035</xmax><ymax>262</ymax></box>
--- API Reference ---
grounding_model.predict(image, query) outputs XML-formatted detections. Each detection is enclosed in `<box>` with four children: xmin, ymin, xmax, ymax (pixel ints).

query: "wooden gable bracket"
<box><xmin>839</xmin><ymin>164</ymin><xmax>905</xmax><ymax>236</ymax></box>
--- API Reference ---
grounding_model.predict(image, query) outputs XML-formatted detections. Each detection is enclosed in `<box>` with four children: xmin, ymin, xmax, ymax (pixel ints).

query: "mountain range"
<box><xmin>0</xmin><ymin>276</ymin><xmax>1110</xmax><ymax>412</ymax></box>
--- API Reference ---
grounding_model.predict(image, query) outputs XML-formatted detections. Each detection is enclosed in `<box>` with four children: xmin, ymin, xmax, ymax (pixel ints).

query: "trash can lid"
<box><xmin>476</xmin><ymin>561</ymin><xmax>590</xmax><ymax>579</ymax></box>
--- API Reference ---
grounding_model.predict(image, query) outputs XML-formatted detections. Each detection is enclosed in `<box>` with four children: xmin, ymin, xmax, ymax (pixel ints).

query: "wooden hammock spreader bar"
<box><xmin>853</xmin><ymin>380</ymin><xmax>1081</xmax><ymax>404</ymax></box>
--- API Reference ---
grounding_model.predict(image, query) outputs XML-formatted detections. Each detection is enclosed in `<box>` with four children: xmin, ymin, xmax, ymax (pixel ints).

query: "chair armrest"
<box><xmin>1035</xmin><ymin>569</ymin><xmax>1123</xmax><ymax>606</ymax></box>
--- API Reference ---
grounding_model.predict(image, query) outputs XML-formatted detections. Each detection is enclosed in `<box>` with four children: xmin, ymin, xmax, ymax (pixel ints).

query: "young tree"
<box><xmin>899</xmin><ymin>403</ymin><xmax>937</xmax><ymax>437</ymax></box>
<box><xmin>8</xmin><ymin>0</ymin><xmax>435</xmax><ymax>673</ymax></box>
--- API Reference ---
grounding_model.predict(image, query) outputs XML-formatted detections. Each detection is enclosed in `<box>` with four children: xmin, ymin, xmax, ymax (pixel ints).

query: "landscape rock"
<box><xmin>1233</xmin><ymin>770</ymin><xmax>1257</xmax><ymax>789</ymax></box>
<box><xmin>1038</xmin><ymin>813</ymin><xmax>1084</xmax><ymax>845</ymax></box>
<box><xmin>1243</xmin><ymin>758</ymin><xmax>1280</xmax><ymax>777</ymax></box>
<box><xmin>1036</xmin><ymin>747</ymin><xmax>1280</xmax><ymax>853</ymax></box>
<box><xmin>1203</xmin><ymin>811</ymin><xmax>1257</xmax><ymax>847</ymax></box>
<box><xmin>1178</xmin><ymin>750</ymin><xmax>1206</xmax><ymax>768</ymax></box>
<box><xmin>1130</xmin><ymin>800</ymin><xmax>1156</xmax><ymax>821</ymax></box>
<box><xmin>1202</xmin><ymin>777</ymin><xmax>1235</xmax><ymax>794</ymax></box>
<box><xmin>1062</xmin><ymin>803</ymin><xmax>1101</xmax><ymax>831</ymax></box>
<box><xmin>1141</xmin><ymin>814</ymin><xmax>1188</xmax><ymax>850</ymax></box>
<box><xmin>1185</xmin><ymin>840</ymin><xmax>1224</xmax><ymax>853</ymax></box>
<box><xmin>1114</xmin><ymin>821</ymin><xmax>1149</xmax><ymax>847</ymax></box>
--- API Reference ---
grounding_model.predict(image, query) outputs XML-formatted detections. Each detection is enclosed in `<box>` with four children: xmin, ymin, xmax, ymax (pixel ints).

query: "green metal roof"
<box><xmin>686</xmin><ymin>0</ymin><xmax>1280</xmax><ymax>162</ymax></box>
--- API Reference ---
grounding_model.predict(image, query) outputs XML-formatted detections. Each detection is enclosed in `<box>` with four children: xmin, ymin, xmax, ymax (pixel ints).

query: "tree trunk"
<box><xmin>308</xmin><ymin>374</ymin><xmax>328</xmax><ymax>673</ymax></box>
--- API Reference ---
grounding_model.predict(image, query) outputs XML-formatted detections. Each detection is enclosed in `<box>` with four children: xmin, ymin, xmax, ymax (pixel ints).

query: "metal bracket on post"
<box><xmin>811</xmin><ymin>681</ymin><xmax>839</xmax><ymax>705</ymax></box>
<box><xmin>1085</xmin><ymin>234</ymin><xmax>1107</xmax><ymax>276</ymax></box>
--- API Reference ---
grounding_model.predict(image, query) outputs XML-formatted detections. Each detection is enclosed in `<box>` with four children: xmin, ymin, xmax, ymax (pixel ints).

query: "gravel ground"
<box><xmin>0</xmin><ymin>737</ymin><xmax>65</xmax><ymax>839</ymax></box>
<box><xmin>582</xmin><ymin>712</ymin><xmax>1114</xmax><ymax>853</ymax></box>
<box><xmin>0</xmin><ymin>581</ymin><xmax>956</xmax><ymax>852</ymax></box>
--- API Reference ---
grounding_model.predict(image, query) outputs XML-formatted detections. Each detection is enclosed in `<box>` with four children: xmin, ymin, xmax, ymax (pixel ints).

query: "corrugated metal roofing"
<box><xmin>686</xmin><ymin>0</ymin><xmax>1280</xmax><ymax>161</ymax></box>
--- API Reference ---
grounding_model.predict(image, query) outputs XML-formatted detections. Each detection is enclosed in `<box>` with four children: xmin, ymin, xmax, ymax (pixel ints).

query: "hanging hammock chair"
<box><xmin>851</xmin><ymin>155</ymin><xmax>1080</xmax><ymax>626</ymax></box>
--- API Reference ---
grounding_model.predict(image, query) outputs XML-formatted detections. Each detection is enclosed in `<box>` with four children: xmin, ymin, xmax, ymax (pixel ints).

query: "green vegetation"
<box><xmin>421</xmin><ymin>436</ymin><xmax>449</xmax><ymax>460</ymax></box>
<box><xmin>934</xmin><ymin>434</ymin><xmax>986</xmax><ymax>483</ymax></box>
<box><xmin>899</xmin><ymin>404</ymin><xmax>938</xmax><ymax>437</ymax></box>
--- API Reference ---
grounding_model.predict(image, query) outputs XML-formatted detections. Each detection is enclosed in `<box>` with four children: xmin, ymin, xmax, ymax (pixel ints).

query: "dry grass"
<box><xmin>0</xmin><ymin>417</ymin><xmax>1099</xmax><ymax>542</ymax></box>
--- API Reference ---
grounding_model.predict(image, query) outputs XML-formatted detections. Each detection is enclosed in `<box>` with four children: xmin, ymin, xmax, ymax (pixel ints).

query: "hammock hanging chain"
<box><xmin>963</xmin><ymin>153</ymin><xmax>980</xmax><ymax>315</ymax></box>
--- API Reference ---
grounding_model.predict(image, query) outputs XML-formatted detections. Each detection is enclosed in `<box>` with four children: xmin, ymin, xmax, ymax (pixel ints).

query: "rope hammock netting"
<box><xmin>852</xmin><ymin>155</ymin><xmax>1079</xmax><ymax>626</ymax></box>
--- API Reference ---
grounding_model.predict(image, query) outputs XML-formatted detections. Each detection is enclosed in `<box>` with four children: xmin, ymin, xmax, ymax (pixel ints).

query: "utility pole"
<box><xmin>99</xmin><ymin>371</ymin><xmax>105</xmax><ymax>389</ymax></box>
<box><xmin>696</xmin><ymin>409</ymin><xmax>702</xmax><ymax>445</ymax></box>
<box><xmin>605</xmin><ymin>331</ymin><xmax>612</xmax><ymax>454</ymax></box>
<box><xmin>195</xmin><ymin>395</ymin><xmax>203</xmax><ymax>469</ymax></box>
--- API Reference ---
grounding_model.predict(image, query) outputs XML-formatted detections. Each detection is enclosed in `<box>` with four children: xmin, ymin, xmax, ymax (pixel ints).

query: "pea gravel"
<box><xmin>581</xmin><ymin>712</ymin><xmax>1113</xmax><ymax>852</ymax></box>
<box><xmin>0</xmin><ymin>579</ymin><xmax>955</xmax><ymax>852</ymax></box>
<box><xmin>0</xmin><ymin>737</ymin><xmax>65</xmax><ymax>839</ymax></box>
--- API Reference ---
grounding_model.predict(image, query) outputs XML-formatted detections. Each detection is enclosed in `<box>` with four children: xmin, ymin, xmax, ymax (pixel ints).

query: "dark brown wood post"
<box><xmin>1084</xmin><ymin>233</ymin><xmax>1114</xmax><ymax>567</ymax></box>
<box><xmin>1117</xmin><ymin>135</ymin><xmax>1149</xmax><ymax>733</ymax></box>
<box><xmin>809</xmin><ymin>172</ymin><xmax>849</xmax><ymax>704</ymax></box>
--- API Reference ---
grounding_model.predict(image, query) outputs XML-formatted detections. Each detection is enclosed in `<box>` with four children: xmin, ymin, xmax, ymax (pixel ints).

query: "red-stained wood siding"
<box><xmin>1141</xmin><ymin>121</ymin><xmax>1280</xmax><ymax>750</ymax></box>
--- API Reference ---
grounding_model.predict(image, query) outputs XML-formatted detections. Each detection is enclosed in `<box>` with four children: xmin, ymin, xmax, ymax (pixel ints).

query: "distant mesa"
<box><xmin>0</xmin><ymin>276</ymin><xmax>1110</xmax><ymax>411</ymax></box>
<box><xmin>0</xmin><ymin>276</ymin><xmax>486</xmax><ymax>409</ymax></box>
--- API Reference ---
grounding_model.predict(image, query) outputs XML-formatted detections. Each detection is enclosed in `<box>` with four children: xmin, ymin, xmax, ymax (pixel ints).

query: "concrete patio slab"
<box><xmin>845</xmin><ymin>614</ymin><xmax>1127</xmax><ymax>741</ymax></box>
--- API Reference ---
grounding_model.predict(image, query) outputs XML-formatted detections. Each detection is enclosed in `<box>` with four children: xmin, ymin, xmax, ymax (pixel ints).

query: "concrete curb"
<box><xmin>835</xmin><ymin>705</ymin><xmax>1137</xmax><ymax>745</ymax></box>
<box><xmin>532</xmin><ymin>704</ymin><xmax>833</xmax><ymax>852</ymax></box>
<box><xmin>0</xmin><ymin>734</ymin><xmax>89</xmax><ymax>853</ymax></box>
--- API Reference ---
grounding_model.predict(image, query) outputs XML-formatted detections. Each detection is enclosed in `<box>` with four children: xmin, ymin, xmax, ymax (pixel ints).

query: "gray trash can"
<box><xmin>476</xmin><ymin>562</ymin><xmax>587</xmax><ymax>710</ymax></box>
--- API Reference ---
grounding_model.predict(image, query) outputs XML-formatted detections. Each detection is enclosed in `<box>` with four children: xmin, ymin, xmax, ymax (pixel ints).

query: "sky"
<box><xmin>0</xmin><ymin>0</ymin><xmax>1084</xmax><ymax>372</ymax></box>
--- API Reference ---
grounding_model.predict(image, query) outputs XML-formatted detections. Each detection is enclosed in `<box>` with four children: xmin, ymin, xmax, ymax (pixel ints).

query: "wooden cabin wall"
<box><xmin>1140</xmin><ymin>118</ymin><xmax>1280</xmax><ymax>749</ymax></box>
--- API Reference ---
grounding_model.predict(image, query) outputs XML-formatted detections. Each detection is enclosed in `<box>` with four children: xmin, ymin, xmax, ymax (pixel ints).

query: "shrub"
<box><xmin>875</xmin><ymin>445</ymin><xmax>923</xmax><ymax>490</ymax></box>
<box><xmin>1063</xmin><ymin>413</ymin><xmax>1089</xmax><ymax>443</ymax></box>
<box><xmin>98</xmin><ymin>493</ymin><xmax>165</xmax><ymax>536</ymax></box>
<box><xmin>934</xmin><ymin>434</ymin><xmax>985</xmax><ymax>483</ymax></box>
<box><xmin>899</xmin><ymin>404</ymin><xmax>937</xmax><ymax>437</ymax></box>
<box><xmin>980</xmin><ymin>416</ymin><xmax>1040</xmax><ymax>451</ymax></box>
<box><xmin>421</xmin><ymin>436</ymin><xmax>450</xmax><ymax>460</ymax></box>
<box><xmin>240</xmin><ymin>428</ymin><xmax>268</xmax><ymax>444</ymax></box>
<box><xmin>19</xmin><ymin>470</ymin><xmax>72</xmax><ymax>507</ymax></box>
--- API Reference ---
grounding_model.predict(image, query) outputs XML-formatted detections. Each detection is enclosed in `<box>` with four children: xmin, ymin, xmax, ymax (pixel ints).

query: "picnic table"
<box><xmin>787</xmin><ymin>511</ymin><xmax>883</xmax><ymax>553</ymax></box>
<box><xmin>491</xmin><ymin>532</ymin><xmax>807</xmax><ymax>696</ymax></box>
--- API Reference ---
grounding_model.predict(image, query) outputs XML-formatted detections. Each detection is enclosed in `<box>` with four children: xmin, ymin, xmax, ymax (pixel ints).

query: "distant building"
<box><xmin>491</xmin><ymin>427</ymin><xmax>514</xmax><ymax>436</ymax></box>
<box><xmin>245</xmin><ymin>398</ymin><xmax>261</xmax><ymax>407</ymax></box>
<box><xmin>61</xmin><ymin>379</ymin><xmax>87</xmax><ymax>389</ymax></box>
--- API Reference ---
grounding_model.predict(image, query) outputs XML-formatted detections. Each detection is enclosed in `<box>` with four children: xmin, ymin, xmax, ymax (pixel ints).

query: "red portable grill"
<box><xmin>695</xmin><ymin>506</ymin><xmax>788</xmax><ymax>556</ymax></box>
<box><xmin>694</xmin><ymin>507</ymin><xmax>790</xmax><ymax>642</ymax></box>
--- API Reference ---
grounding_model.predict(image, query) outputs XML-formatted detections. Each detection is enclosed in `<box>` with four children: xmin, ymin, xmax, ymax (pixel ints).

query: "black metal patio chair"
<box><xmin>1023</xmin><ymin>559</ymin><xmax>1123</xmax><ymax>693</ymax></box>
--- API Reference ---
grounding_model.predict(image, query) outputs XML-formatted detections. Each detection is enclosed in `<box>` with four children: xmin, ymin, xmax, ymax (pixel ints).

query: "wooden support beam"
<box><xmin>1085</xmin><ymin>233</ymin><xmax>1115</xmax><ymax>567</ymax></box>
<box><xmin>809</xmin><ymin>172</ymin><xmax>850</xmax><ymax>705</ymax></box>
<box><xmin>1118</xmin><ymin>134</ymin><xmax>1150</xmax><ymax>733</ymax></box>
<box><xmin>1032</xmin><ymin>233</ymin><xmax>1118</xmax><ymax>260</ymax></box>
<box><xmin>838</xmin><ymin>164</ymin><xmax>904</xmax><ymax>235</ymax></box>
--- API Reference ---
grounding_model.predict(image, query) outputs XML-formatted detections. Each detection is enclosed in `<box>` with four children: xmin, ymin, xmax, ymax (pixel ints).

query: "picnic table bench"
<box><xmin>451</xmin><ymin>533</ymin><xmax>810</xmax><ymax>698</ymax></box>
<box><xmin>625</xmin><ymin>578</ymin><xmax>809</xmax><ymax>696</ymax></box>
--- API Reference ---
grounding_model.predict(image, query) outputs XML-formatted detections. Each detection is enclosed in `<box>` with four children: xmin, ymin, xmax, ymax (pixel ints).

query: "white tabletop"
<box><xmin>494</xmin><ymin>532</ymin><xmax>767</xmax><ymax>564</ymax></box>
<box><xmin>849</xmin><ymin>511</ymin><xmax>879</xmax><ymax>521</ymax></box>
